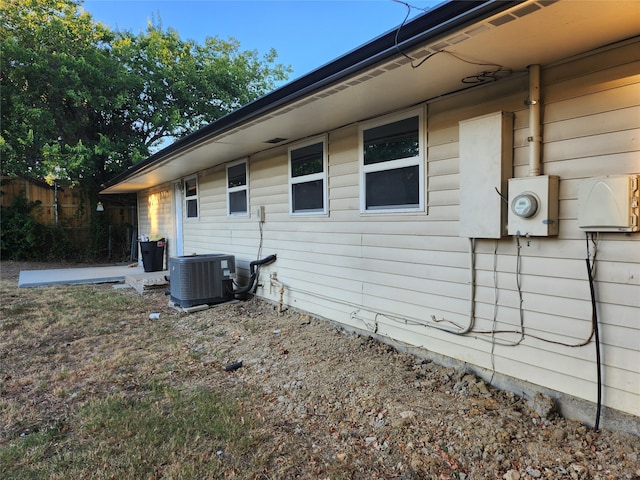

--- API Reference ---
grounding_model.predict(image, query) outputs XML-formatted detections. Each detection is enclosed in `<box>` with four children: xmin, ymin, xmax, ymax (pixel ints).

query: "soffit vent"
<box><xmin>269</xmin><ymin>106</ymin><xmax>295</xmax><ymax>118</ymax></box>
<box><xmin>513</xmin><ymin>3</ymin><xmax>542</xmax><ymax>17</ymax></box>
<box><xmin>230</xmin><ymin>1</ymin><xmax>554</xmax><ymax>138</ymax></box>
<box><xmin>464</xmin><ymin>24</ymin><xmax>490</xmax><ymax>36</ymax></box>
<box><xmin>412</xmin><ymin>49</ymin><xmax>432</xmax><ymax>59</ymax></box>
<box><xmin>382</xmin><ymin>62</ymin><xmax>403</xmax><ymax>71</ymax></box>
<box><xmin>446</xmin><ymin>33</ymin><xmax>469</xmax><ymax>45</ymax></box>
<box><xmin>489</xmin><ymin>14</ymin><xmax>517</xmax><ymax>27</ymax></box>
<box><xmin>404</xmin><ymin>1</ymin><xmax>552</xmax><ymax>60</ymax></box>
<box><xmin>431</xmin><ymin>41</ymin><xmax>450</xmax><ymax>51</ymax></box>
<box><xmin>297</xmin><ymin>98</ymin><xmax>316</xmax><ymax>107</ymax></box>
<box><xmin>265</xmin><ymin>137</ymin><xmax>287</xmax><ymax>144</ymax></box>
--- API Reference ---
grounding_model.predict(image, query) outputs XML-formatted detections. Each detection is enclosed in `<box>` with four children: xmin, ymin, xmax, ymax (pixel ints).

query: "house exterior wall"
<box><xmin>137</xmin><ymin>183</ymin><xmax>176</xmax><ymax>258</ymax></box>
<box><xmin>154</xmin><ymin>39</ymin><xmax>639</xmax><ymax>423</ymax></box>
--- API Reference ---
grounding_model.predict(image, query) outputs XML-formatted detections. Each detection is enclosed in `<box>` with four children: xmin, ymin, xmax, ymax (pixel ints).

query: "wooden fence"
<box><xmin>1</xmin><ymin>177</ymin><xmax>138</xmax><ymax>260</ymax></box>
<box><xmin>1</xmin><ymin>177</ymin><xmax>135</xmax><ymax>226</ymax></box>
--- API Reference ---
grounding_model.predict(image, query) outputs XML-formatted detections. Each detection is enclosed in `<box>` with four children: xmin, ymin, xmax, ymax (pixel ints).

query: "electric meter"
<box><xmin>507</xmin><ymin>176</ymin><xmax>559</xmax><ymax>236</ymax></box>
<box><xmin>511</xmin><ymin>193</ymin><xmax>539</xmax><ymax>218</ymax></box>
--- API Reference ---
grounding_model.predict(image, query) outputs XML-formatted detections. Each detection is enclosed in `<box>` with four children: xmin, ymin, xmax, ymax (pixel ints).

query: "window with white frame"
<box><xmin>360</xmin><ymin>109</ymin><xmax>424</xmax><ymax>212</ymax></box>
<box><xmin>289</xmin><ymin>137</ymin><xmax>327</xmax><ymax>214</ymax></box>
<box><xmin>227</xmin><ymin>160</ymin><xmax>248</xmax><ymax>216</ymax></box>
<box><xmin>184</xmin><ymin>176</ymin><xmax>199</xmax><ymax>218</ymax></box>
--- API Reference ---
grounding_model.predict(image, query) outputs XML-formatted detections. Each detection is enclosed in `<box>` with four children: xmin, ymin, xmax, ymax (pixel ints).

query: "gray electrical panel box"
<box><xmin>459</xmin><ymin>111</ymin><xmax>513</xmax><ymax>238</ymax></box>
<box><xmin>169</xmin><ymin>254</ymin><xmax>235</xmax><ymax>307</ymax></box>
<box><xmin>578</xmin><ymin>175</ymin><xmax>639</xmax><ymax>232</ymax></box>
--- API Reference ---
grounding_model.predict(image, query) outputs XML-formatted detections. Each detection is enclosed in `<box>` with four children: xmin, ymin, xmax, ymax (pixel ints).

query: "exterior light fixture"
<box><xmin>96</xmin><ymin>202</ymin><xmax>104</xmax><ymax>212</ymax></box>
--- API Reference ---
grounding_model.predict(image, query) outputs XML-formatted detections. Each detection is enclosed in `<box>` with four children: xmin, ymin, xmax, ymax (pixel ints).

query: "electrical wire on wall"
<box><xmin>585</xmin><ymin>232</ymin><xmax>602</xmax><ymax>431</ymax></box>
<box><xmin>391</xmin><ymin>0</ymin><xmax>511</xmax><ymax>75</ymax></box>
<box><xmin>251</xmin><ymin>215</ymin><xmax>265</xmax><ymax>294</ymax></box>
<box><xmin>454</xmin><ymin>233</ymin><xmax>597</xmax><ymax>348</ymax></box>
<box><xmin>489</xmin><ymin>240</ymin><xmax>500</xmax><ymax>384</ymax></box>
<box><xmin>257</xmin><ymin>216</ymin><xmax>264</xmax><ymax>260</ymax></box>
<box><xmin>228</xmin><ymin>209</ymin><xmax>272</xmax><ymax>297</ymax></box>
<box><xmin>392</xmin><ymin>0</ymin><xmax>433</xmax><ymax>65</ymax></box>
<box><xmin>428</xmin><ymin>236</ymin><xmax>526</xmax><ymax>345</ymax></box>
<box><xmin>392</xmin><ymin>0</ymin><xmax>448</xmax><ymax>68</ymax></box>
<box><xmin>279</xmin><ymin>226</ymin><xmax>599</xmax><ymax>352</ymax></box>
<box><xmin>479</xmin><ymin>235</ymin><xmax>525</xmax><ymax>347</ymax></box>
<box><xmin>274</xmin><ymin>233</ymin><xmax>604</xmax><ymax>431</ymax></box>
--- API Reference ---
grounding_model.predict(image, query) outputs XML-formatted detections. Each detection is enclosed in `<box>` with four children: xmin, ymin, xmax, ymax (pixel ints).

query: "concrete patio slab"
<box><xmin>18</xmin><ymin>264</ymin><xmax>167</xmax><ymax>288</ymax></box>
<box><xmin>125</xmin><ymin>271</ymin><xmax>170</xmax><ymax>295</ymax></box>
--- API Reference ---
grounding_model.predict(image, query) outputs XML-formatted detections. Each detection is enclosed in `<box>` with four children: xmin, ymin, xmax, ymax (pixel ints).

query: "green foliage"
<box><xmin>1</xmin><ymin>0</ymin><xmax>291</xmax><ymax>262</ymax></box>
<box><xmin>363</xmin><ymin>116</ymin><xmax>420</xmax><ymax>165</ymax></box>
<box><xmin>112</xmin><ymin>22</ymin><xmax>291</xmax><ymax>149</ymax></box>
<box><xmin>0</xmin><ymin>192</ymin><xmax>49</xmax><ymax>260</ymax></box>
<box><xmin>0</xmin><ymin>0</ymin><xmax>142</xmax><ymax>188</ymax></box>
<box><xmin>0</xmin><ymin>0</ymin><xmax>291</xmax><ymax>188</ymax></box>
<box><xmin>0</xmin><ymin>191</ymin><xmax>92</xmax><ymax>261</ymax></box>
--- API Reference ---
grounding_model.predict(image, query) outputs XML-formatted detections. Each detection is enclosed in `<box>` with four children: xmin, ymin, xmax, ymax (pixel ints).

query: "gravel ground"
<box><xmin>2</xmin><ymin>261</ymin><xmax>639</xmax><ymax>479</ymax></box>
<box><xmin>176</xmin><ymin>299</ymin><xmax>640</xmax><ymax>479</ymax></box>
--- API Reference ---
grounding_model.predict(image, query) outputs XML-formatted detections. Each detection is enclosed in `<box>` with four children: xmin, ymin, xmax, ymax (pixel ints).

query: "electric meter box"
<box><xmin>577</xmin><ymin>175</ymin><xmax>639</xmax><ymax>232</ymax></box>
<box><xmin>507</xmin><ymin>175</ymin><xmax>559</xmax><ymax>237</ymax></box>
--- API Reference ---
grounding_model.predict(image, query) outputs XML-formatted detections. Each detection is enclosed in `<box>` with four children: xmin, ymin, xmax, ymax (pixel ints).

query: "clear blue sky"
<box><xmin>82</xmin><ymin>0</ymin><xmax>441</xmax><ymax>82</ymax></box>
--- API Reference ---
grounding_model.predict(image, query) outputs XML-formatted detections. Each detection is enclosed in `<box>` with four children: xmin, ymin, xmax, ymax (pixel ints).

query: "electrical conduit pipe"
<box><xmin>429</xmin><ymin>237</ymin><xmax>476</xmax><ymax>334</ymax></box>
<box><xmin>231</xmin><ymin>254</ymin><xmax>277</xmax><ymax>297</ymax></box>
<box><xmin>528</xmin><ymin>64</ymin><xmax>542</xmax><ymax>177</ymax></box>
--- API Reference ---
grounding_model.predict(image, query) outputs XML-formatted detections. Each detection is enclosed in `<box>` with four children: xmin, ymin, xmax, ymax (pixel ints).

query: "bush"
<box><xmin>1</xmin><ymin>192</ymin><xmax>136</xmax><ymax>262</ymax></box>
<box><xmin>0</xmin><ymin>192</ymin><xmax>76</xmax><ymax>261</ymax></box>
<box><xmin>1</xmin><ymin>193</ymin><xmax>46</xmax><ymax>260</ymax></box>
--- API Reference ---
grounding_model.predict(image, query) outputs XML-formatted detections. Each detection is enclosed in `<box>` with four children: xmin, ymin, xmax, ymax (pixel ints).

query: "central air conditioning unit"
<box><xmin>169</xmin><ymin>254</ymin><xmax>235</xmax><ymax>307</ymax></box>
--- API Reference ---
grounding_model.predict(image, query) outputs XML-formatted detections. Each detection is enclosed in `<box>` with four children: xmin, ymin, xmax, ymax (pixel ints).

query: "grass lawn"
<box><xmin>0</xmin><ymin>280</ymin><xmax>268</xmax><ymax>479</ymax></box>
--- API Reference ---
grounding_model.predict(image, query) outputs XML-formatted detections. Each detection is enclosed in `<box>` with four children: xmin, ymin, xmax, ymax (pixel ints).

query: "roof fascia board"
<box><xmin>103</xmin><ymin>0</ymin><xmax>522</xmax><ymax>190</ymax></box>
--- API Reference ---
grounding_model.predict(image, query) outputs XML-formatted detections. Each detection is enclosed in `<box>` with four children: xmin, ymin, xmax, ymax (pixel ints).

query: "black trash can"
<box><xmin>139</xmin><ymin>239</ymin><xmax>165</xmax><ymax>272</ymax></box>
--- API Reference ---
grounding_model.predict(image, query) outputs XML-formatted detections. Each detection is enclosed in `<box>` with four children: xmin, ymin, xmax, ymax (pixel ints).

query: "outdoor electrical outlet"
<box><xmin>270</xmin><ymin>272</ymin><xmax>277</xmax><ymax>280</ymax></box>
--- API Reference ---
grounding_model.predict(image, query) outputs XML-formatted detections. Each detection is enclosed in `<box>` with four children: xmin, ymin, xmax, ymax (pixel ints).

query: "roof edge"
<box><xmin>102</xmin><ymin>0</ymin><xmax>522</xmax><ymax>191</ymax></box>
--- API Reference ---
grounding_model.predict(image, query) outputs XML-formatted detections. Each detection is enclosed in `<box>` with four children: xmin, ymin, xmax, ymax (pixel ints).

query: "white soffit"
<box><xmin>103</xmin><ymin>0</ymin><xmax>640</xmax><ymax>194</ymax></box>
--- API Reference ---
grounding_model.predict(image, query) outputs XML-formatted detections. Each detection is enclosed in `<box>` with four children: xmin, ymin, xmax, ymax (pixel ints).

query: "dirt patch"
<box><xmin>1</xmin><ymin>261</ymin><xmax>639</xmax><ymax>479</ymax></box>
<box><xmin>179</xmin><ymin>301</ymin><xmax>640</xmax><ymax>479</ymax></box>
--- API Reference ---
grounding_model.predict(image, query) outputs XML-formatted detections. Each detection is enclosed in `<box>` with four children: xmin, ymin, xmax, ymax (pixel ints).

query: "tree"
<box><xmin>113</xmin><ymin>22</ymin><xmax>292</xmax><ymax>149</ymax></box>
<box><xmin>0</xmin><ymin>0</ymin><xmax>292</xmax><ymax>189</ymax></box>
<box><xmin>0</xmin><ymin>0</ymin><xmax>139</xmax><ymax>190</ymax></box>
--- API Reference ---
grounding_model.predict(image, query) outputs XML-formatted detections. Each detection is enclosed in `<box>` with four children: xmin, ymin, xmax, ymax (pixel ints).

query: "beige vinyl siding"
<box><xmin>173</xmin><ymin>39</ymin><xmax>639</xmax><ymax>417</ymax></box>
<box><xmin>464</xmin><ymin>41</ymin><xmax>638</xmax><ymax>414</ymax></box>
<box><xmin>182</xmin><ymin>156</ymin><xmax>290</xmax><ymax>276</ymax></box>
<box><xmin>137</xmin><ymin>183</ymin><xmax>175</xmax><ymax>257</ymax></box>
